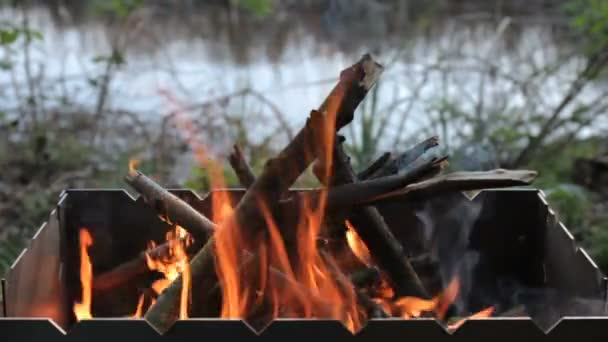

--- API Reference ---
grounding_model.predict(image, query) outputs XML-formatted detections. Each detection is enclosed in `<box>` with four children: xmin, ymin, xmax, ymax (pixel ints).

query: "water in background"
<box><xmin>0</xmin><ymin>1</ymin><xmax>598</xmax><ymax>172</ymax></box>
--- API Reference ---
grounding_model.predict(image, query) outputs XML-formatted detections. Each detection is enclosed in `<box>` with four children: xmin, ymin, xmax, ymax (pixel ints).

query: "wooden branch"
<box><xmin>319</xmin><ymin>251</ymin><xmax>388</xmax><ymax>319</ymax></box>
<box><xmin>125</xmin><ymin>169</ymin><xmax>216</xmax><ymax>243</ymax></box>
<box><xmin>144</xmin><ymin>54</ymin><xmax>383</xmax><ymax>333</ymax></box>
<box><xmin>368</xmin><ymin>136</ymin><xmax>439</xmax><ymax>179</ymax></box>
<box><xmin>277</xmin><ymin>155</ymin><xmax>446</xmax><ymax>210</ymax></box>
<box><xmin>325</xmin><ymin>155</ymin><xmax>448</xmax><ymax>209</ymax></box>
<box><xmin>228</xmin><ymin>144</ymin><xmax>256</xmax><ymax>188</ymax></box>
<box><xmin>93</xmin><ymin>238</ymin><xmax>190</xmax><ymax>292</ymax></box>
<box><xmin>367</xmin><ymin>169</ymin><xmax>538</xmax><ymax>204</ymax></box>
<box><xmin>350</xmin><ymin>267</ymin><xmax>381</xmax><ymax>288</ymax></box>
<box><xmin>511</xmin><ymin>50</ymin><xmax>608</xmax><ymax>167</ymax></box>
<box><xmin>357</xmin><ymin>152</ymin><xmax>392</xmax><ymax>180</ymax></box>
<box><xmin>314</xmin><ymin>135</ymin><xmax>431</xmax><ymax>299</ymax></box>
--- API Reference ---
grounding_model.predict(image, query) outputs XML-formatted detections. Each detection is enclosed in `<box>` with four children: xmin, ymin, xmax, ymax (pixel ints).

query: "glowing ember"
<box><xmin>73</xmin><ymin>228</ymin><xmax>94</xmax><ymax>321</ymax></box>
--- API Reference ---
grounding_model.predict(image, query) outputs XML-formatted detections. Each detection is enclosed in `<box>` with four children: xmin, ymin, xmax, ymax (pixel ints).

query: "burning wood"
<box><xmin>143</xmin><ymin>53</ymin><xmax>384</xmax><ymax>333</ymax></box>
<box><xmin>69</xmin><ymin>54</ymin><xmax>540</xmax><ymax>334</ymax></box>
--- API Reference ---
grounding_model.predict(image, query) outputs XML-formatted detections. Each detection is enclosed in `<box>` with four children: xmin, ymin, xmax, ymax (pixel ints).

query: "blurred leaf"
<box><xmin>0</xmin><ymin>29</ymin><xmax>18</xmax><ymax>45</ymax></box>
<box><xmin>544</xmin><ymin>184</ymin><xmax>591</xmax><ymax>231</ymax></box>
<box><xmin>237</xmin><ymin>0</ymin><xmax>274</xmax><ymax>17</ymax></box>
<box><xmin>0</xmin><ymin>59</ymin><xmax>10</xmax><ymax>70</ymax></box>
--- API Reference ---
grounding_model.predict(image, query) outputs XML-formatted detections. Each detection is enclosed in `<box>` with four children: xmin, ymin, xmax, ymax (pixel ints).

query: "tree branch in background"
<box><xmin>511</xmin><ymin>50</ymin><xmax>608</xmax><ymax>167</ymax></box>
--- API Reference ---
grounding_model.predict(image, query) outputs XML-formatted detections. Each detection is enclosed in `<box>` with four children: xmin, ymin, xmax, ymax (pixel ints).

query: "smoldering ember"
<box><xmin>2</xmin><ymin>54</ymin><xmax>608</xmax><ymax>339</ymax></box>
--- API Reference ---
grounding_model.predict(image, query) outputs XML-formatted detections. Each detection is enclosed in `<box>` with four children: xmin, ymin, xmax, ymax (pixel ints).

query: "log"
<box><xmin>367</xmin><ymin>169</ymin><xmax>538</xmax><ymax>204</ymax></box>
<box><xmin>325</xmin><ymin>155</ymin><xmax>448</xmax><ymax>209</ymax></box>
<box><xmin>275</xmin><ymin>167</ymin><xmax>535</xmax><ymax>211</ymax></box>
<box><xmin>125</xmin><ymin>169</ymin><xmax>216</xmax><ymax>243</ymax></box>
<box><xmin>313</xmin><ymin>136</ymin><xmax>431</xmax><ymax>299</ymax></box>
<box><xmin>93</xmin><ymin>237</ymin><xmax>190</xmax><ymax>292</ymax></box>
<box><xmin>144</xmin><ymin>54</ymin><xmax>384</xmax><ymax>333</ymax></box>
<box><xmin>356</xmin><ymin>152</ymin><xmax>392</xmax><ymax>180</ymax></box>
<box><xmin>319</xmin><ymin>251</ymin><xmax>389</xmax><ymax>319</ymax></box>
<box><xmin>367</xmin><ymin>136</ymin><xmax>439</xmax><ymax>179</ymax></box>
<box><xmin>228</xmin><ymin>144</ymin><xmax>256</xmax><ymax>188</ymax></box>
<box><xmin>350</xmin><ymin>267</ymin><xmax>381</xmax><ymax>288</ymax></box>
<box><xmin>223</xmin><ymin>143</ymin><xmax>388</xmax><ymax>321</ymax></box>
<box><xmin>275</xmin><ymin>155</ymin><xmax>446</xmax><ymax>211</ymax></box>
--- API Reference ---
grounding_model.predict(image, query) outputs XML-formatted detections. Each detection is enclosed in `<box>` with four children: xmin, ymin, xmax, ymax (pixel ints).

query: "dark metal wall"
<box><xmin>2</xmin><ymin>188</ymin><xmax>606</xmax><ymax>335</ymax></box>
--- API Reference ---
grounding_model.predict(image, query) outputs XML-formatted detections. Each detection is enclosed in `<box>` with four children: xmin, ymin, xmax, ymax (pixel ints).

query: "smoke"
<box><xmin>414</xmin><ymin>191</ymin><xmax>608</xmax><ymax>326</ymax></box>
<box><xmin>415</xmin><ymin>193</ymin><xmax>484</xmax><ymax>314</ymax></box>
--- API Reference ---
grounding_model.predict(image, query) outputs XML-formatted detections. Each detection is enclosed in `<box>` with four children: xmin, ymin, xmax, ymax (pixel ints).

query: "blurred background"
<box><xmin>0</xmin><ymin>0</ymin><xmax>607</xmax><ymax>288</ymax></box>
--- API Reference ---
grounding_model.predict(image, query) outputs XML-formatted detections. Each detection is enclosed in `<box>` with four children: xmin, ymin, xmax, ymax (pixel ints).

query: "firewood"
<box><xmin>125</xmin><ymin>169</ymin><xmax>216</xmax><ymax>243</ymax></box>
<box><xmin>356</xmin><ymin>152</ymin><xmax>392</xmax><ymax>180</ymax></box>
<box><xmin>223</xmin><ymin>157</ymin><xmax>389</xmax><ymax>321</ymax></box>
<box><xmin>228</xmin><ymin>144</ymin><xmax>256</xmax><ymax>188</ymax></box>
<box><xmin>144</xmin><ymin>54</ymin><xmax>383</xmax><ymax>333</ymax></box>
<box><xmin>367</xmin><ymin>169</ymin><xmax>538</xmax><ymax>204</ymax></box>
<box><xmin>325</xmin><ymin>155</ymin><xmax>448</xmax><ymax>209</ymax></box>
<box><xmin>350</xmin><ymin>267</ymin><xmax>381</xmax><ymax>288</ymax></box>
<box><xmin>366</xmin><ymin>136</ymin><xmax>440</xmax><ymax>179</ymax></box>
<box><xmin>296</xmin><ymin>167</ymin><xmax>535</xmax><ymax>209</ymax></box>
<box><xmin>313</xmin><ymin>137</ymin><xmax>431</xmax><ymax>299</ymax></box>
<box><xmin>93</xmin><ymin>237</ymin><xmax>191</xmax><ymax>292</ymax></box>
<box><xmin>319</xmin><ymin>250</ymin><xmax>389</xmax><ymax>319</ymax></box>
<box><xmin>276</xmin><ymin>155</ymin><xmax>446</xmax><ymax>211</ymax></box>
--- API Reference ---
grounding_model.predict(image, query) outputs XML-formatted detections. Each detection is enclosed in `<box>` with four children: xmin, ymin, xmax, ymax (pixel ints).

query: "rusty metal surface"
<box><xmin>4</xmin><ymin>193</ymin><xmax>70</xmax><ymax>330</ymax></box>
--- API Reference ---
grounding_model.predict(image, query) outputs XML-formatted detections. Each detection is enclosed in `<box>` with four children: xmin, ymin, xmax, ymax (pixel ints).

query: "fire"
<box><xmin>370</xmin><ymin>275</ymin><xmax>460</xmax><ymax>319</ymax></box>
<box><xmin>131</xmin><ymin>294</ymin><xmax>145</xmax><ymax>318</ymax></box>
<box><xmin>211</xmin><ymin>91</ymin><xmax>365</xmax><ymax>331</ymax></box>
<box><xmin>447</xmin><ymin>306</ymin><xmax>495</xmax><ymax>331</ymax></box>
<box><xmin>128</xmin><ymin>159</ymin><xmax>141</xmax><ymax>172</ymax></box>
<box><xmin>345</xmin><ymin>220</ymin><xmax>372</xmax><ymax>267</ymax></box>
<box><xmin>145</xmin><ymin>225</ymin><xmax>192</xmax><ymax>318</ymax></box>
<box><xmin>73</xmin><ymin>228</ymin><xmax>94</xmax><ymax>321</ymax></box>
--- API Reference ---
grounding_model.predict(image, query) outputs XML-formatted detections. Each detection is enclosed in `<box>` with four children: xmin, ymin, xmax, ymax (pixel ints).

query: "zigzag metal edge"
<box><xmin>2</xmin><ymin>188</ymin><xmax>607</xmax><ymax>335</ymax></box>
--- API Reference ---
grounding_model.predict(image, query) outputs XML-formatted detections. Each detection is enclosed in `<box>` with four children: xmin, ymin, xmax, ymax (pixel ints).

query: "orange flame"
<box><xmin>447</xmin><ymin>306</ymin><xmax>495</xmax><ymax>331</ymax></box>
<box><xmin>370</xmin><ymin>275</ymin><xmax>461</xmax><ymax>320</ymax></box>
<box><xmin>128</xmin><ymin>159</ymin><xmax>141</xmax><ymax>172</ymax></box>
<box><xmin>345</xmin><ymin>220</ymin><xmax>372</xmax><ymax>267</ymax></box>
<box><xmin>210</xmin><ymin>88</ymin><xmax>365</xmax><ymax>332</ymax></box>
<box><xmin>145</xmin><ymin>225</ymin><xmax>191</xmax><ymax>318</ymax></box>
<box><xmin>73</xmin><ymin>228</ymin><xmax>93</xmax><ymax>321</ymax></box>
<box><xmin>131</xmin><ymin>294</ymin><xmax>145</xmax><ymax>318</ymax></box>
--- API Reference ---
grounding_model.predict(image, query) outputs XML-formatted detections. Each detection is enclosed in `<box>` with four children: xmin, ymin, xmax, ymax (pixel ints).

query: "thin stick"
<box><xmin>368</xmin><ymin>136</ymin><xmax>439</xmax><ymax>179</ymax></box>
<box><xmin>125</xmin><ymin>169</ymin><xmax>216</xmax><ymax>243</ymax></box>
<box><xmin>93</xmin><ymin>238</ymin><xmax>190</xmax><ymax>292</ymax></box>
<box><xmin>357</xmin><ymin>152</ymin><xmax>392</xmax><ymax>180</ymax></box>
<box><xmin>228</xmin><ymin>144</ymin><xmax>256</xmax><ymax>188</ymax></box>
<box><xmin>369</xmin><ymin>169</ymin><xmax>538</xmax><ymax>204</ymax></box>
